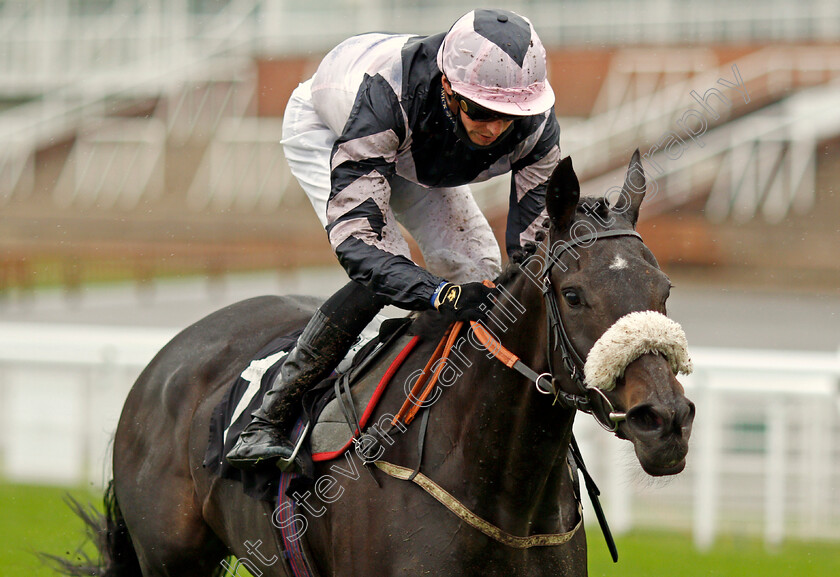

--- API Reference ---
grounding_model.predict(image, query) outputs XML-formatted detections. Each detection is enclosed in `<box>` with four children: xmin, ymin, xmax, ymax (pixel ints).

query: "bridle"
<box><xmin>528</xmin><ymin>228</ymin><xmax>642</xmax><ymax>432</ymax></box>
<box><xmin>370</xmin><ymin>227</ymin><xmax>645</xmax><ymax>558</ymax></box>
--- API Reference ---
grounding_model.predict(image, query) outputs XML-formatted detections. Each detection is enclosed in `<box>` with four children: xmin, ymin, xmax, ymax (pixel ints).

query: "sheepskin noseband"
<box><xmin>583</xmin><ymin>311</ymin><xmax>693</xmax><ymax>391</ymax></box>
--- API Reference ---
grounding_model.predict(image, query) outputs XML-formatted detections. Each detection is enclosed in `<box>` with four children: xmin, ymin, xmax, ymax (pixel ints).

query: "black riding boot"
<box><xmin>226</xmin><ymin>281</ymin><xmax>385</xmax><ymax>470</ymax></box>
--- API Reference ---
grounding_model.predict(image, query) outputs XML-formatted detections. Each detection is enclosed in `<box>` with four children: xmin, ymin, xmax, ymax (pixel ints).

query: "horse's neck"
<box><xmin>428</xmin><ymin>273</ymin><xmax>577</xmax><ymax>534</ymax></box>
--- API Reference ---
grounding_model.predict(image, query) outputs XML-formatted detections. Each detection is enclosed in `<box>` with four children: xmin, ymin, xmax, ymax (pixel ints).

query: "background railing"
<box><xmin>576</xmin><ymin>347</ymin><xmax>840</xmax><ymax>549</ymax></box>
<box><xmin>1</xmin><ymin>321</ymin><xmax>838</xmax><ymax>549</ymax></box>
<box><xmin>5</xmin><ymin>1</ymin><xmax>840</xmax><ymax>227</ymax></box>
<box><xmin>1</xmin><ymin>0</ymin><xmax>838</xmax><ymax>552</ymax></box>
<box><xmin>3</xmin><ymin>1</ymin><xmax>840</xmax><ymax>93</ymax></box>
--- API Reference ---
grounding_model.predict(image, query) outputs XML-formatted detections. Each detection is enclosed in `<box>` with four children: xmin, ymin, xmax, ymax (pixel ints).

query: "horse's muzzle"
<box><xmin>618</xmin><ymin>354</ymin><xmax>696</xmax><ymax>476</ymax></box>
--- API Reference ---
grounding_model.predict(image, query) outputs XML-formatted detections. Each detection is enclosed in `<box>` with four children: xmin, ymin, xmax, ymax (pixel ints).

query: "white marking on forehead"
<box><xmin>609</xmin><ymin>255</ymin><xmax>628</xmax><ymax>270</ymax></box>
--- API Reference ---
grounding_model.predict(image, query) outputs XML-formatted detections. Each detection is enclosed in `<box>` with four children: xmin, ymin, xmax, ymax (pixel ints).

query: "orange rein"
<box><xmin>392</xmin><ymin>280</ymin><xmax>529</xmax><ymax>427</ymax></box>
<box><xmin>391</xmin><ymin>320</ymin><xmax>465</xmax><ymax>426</ymax></box>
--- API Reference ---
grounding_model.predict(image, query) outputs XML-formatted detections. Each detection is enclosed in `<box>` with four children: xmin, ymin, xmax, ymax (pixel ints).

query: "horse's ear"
<box><xmin>620</xmin><ymin>149</ymin><xmax>647</xmax><ymax>228</ymax></box>
<box><xmin>546</xmin><ymin>156</ymin><xmax>580</xmax><ymax>232</ymax></box>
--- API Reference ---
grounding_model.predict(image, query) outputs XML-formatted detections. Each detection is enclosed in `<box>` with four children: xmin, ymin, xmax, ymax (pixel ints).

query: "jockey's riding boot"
<box><xmin>226</xmin><ymin>280</ymin><xmax>386</xmax><ymax>471</ymax></box>
<box><xmin>225</xmin><ymin>310</ymin><xmax>357</xmax><ymax>470</ymax></box>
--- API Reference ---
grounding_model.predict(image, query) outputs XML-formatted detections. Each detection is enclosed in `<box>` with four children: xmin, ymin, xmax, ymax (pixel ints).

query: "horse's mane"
<box><xmin>493</xmin><ymin>261</ymin><xmax>521</xmax><ymax>287</ymax></box>
<box><xmin>408</xmin><ymin>310</ymin><xmax>452</xmax><ymax>341</ymax></box>
<box><xmin>578</xmin><ymin>196</ymin><xmax>612</xmax><ymax>221</ymax></box>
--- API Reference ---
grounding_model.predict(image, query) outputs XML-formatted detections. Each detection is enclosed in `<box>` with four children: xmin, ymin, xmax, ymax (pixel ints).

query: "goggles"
<box><xmin>453</xmin><ymin>93</ymin><xmax>518</xmax><ymax>122</ymax></box>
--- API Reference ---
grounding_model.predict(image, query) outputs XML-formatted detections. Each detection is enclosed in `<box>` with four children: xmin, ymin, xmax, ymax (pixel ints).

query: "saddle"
<box><xmin>304</xmin><ymin>320</ymin><xmax>416</xmax><ymax>462</ymax></box>
<box><xmin>203</xmin><ymin>314</ymin><xmax>414</xmax><ymax>501</ymax></box>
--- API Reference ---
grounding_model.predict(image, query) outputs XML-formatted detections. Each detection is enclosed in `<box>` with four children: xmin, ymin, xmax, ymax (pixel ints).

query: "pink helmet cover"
<box><xmin>437</xmin><ymin>9</ymin><xmax>555</xmax><ymax>116</ymax></box>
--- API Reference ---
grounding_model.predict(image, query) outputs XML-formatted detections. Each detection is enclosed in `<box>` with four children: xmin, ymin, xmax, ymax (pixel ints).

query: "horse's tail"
<box><xmin>42</xmin><ymin>480</ymin><xmax>143</xmax><ymax>577</ymax></box>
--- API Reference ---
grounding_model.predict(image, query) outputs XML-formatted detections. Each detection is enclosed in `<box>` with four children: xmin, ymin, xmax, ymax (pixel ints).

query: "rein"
<box><xmin>391</xmin><ymin>321</ymin><xmax>464</xmax><ymax>426</ymax></box>
<box><xmin>464</xmin><ymin>230</ymin><xmax>643</xmax><ymax>431</ymax></box>
<box><xmin>381</xmin><ymin>317</ymin><xmax>587</xmax><ymax>550</ymax></box>
<box><xmin>375</xmin><ymin>228</ymin><xmax>643</xmax><ymax>557</ymax></box>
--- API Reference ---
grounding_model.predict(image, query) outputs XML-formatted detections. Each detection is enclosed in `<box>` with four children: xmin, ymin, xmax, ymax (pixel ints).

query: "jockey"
<box><xmin>227</xmin><ymin>8</ymin><xmax>561</xmax><ymax>470</ymax></box>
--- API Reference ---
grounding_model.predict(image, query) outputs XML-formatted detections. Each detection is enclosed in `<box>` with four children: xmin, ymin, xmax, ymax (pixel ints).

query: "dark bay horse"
<box><xmin>58</xmin><ymin>151</ymin><xmax>694</xmax><ymax>577</ymax></box>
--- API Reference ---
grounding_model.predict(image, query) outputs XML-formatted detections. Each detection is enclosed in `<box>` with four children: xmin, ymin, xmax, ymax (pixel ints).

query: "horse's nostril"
<box><xmin>676</xmin><ymin>401</ymin><xmax>696</xmax><ymax>433</ymax></box>
<box><xmin>626</xmin><ymin>405</ymin><xmax>666</xmax><ymax>436</ymax></box>
<box><xmin>678</xmin><ymin>401</ymin><xmax>695</xmax><ymax>423</ymax></box>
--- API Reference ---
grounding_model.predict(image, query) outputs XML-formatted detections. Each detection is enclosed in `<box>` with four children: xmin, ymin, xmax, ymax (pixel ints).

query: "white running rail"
<box><xmin>0</xmin><ymin>321</ymin><xmax>838</xmax><ymax>548</ymax></box>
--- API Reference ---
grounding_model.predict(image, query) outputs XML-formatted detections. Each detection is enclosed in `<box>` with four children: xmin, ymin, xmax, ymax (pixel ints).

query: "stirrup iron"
<box><xmin>277</xmin><ymin>421</ymin><xmax>310</xmax><ymax>472</ymax></box>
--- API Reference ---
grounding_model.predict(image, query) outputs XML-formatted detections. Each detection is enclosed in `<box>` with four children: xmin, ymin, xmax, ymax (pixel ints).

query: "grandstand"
<box><xmin>1</xmin><ymin>0</ymin><xmax>839</xmax><ymax>294</ymax></box>
<box><xmin>1</xmin><ymin>0</ymin><xmax>839</xmax><ymax>551</ymax></box>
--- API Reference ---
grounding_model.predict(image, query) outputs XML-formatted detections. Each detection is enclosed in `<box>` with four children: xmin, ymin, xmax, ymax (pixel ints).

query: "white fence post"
<box><xmin>693</xmin><ymin>373</ymin><xmax>720</xmax><ymax>550</ymax></box>
<box><xmin>1</xmin><ymin>326</ymin><xmax>840</xmax><ymax>547</ymax></box>
<box><xmin>802</xmin><ymin>397</ymin><xmax>830</xmax><ymax>539</ymax></box>
<box><xmin>764</xmin><ymin>397</ymin><xmax>786</xmax><ymax>548</ymax></box>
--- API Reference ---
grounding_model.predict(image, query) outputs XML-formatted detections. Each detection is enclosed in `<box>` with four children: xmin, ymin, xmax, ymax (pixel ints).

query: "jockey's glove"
<box><xmin>432</xmin><ymin>281</ymin><xmax>497</xmax><ymax>321</ymax></box>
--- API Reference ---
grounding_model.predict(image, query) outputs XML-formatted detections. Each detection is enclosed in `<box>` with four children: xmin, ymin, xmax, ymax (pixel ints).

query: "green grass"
<box><xmin>3</xmin><ymin>480</ymin><xmax>839</xmax><ymax>576</ymax></box>
<box><xmin>588</xmin><ymin>529</ymin><xmax>840</xmax><ymax>577</ymax></box>
<box><xmin>0</xmin><ymin>482</ymin><xmax>100</xmax><ymax>577</ymax></box>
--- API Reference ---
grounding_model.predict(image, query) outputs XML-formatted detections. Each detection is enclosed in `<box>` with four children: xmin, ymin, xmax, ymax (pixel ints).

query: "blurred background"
<box><xmin>0</xmin><ymin>0</ymin><xmax>838</xmax><ymax>575</ymax></box>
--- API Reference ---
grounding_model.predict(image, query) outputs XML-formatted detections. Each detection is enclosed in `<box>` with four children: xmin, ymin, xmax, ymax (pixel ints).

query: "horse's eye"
<box><xmin>562</xmin><ymin>289</ymin><xmax>582</xmax><ymax>307</ymax></box>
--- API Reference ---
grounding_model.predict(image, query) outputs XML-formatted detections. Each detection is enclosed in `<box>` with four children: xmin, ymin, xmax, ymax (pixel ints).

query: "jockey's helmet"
<box><xmin>437</xmin><ymin>9</ymin><xmax>555</xmax><ymax>118</ymax></box>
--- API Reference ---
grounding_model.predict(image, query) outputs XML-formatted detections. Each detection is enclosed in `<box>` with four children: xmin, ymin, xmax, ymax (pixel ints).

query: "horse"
<box><xmin>54</xmin><ymin>150</ymin><xmax>695</xmax><ymax>577</ymax></box>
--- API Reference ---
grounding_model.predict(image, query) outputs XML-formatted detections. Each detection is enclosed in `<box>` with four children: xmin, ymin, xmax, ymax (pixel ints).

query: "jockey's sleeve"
<box><xmin>325</xmin><ymin>74</ymin><xmax>444</xmax><ymax>310</ymax></box>
<box><xmin>506</xmin><ymin>111</ymin><xmax>561</xmax><ymax>256</ymax></box>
